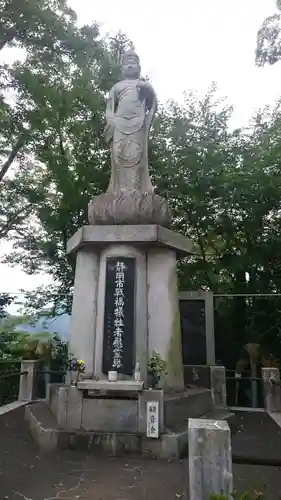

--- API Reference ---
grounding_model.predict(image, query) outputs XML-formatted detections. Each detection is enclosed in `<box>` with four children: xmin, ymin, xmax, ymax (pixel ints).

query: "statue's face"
<box><xmin>122</xmin><ymin>55</ymin><xmax>140</xmax><ymax>79</ymax></box>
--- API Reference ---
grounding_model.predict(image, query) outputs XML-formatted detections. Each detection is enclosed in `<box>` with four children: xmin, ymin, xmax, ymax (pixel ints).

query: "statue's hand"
<box><xmin>137</xmin><ymin>79</ymin><xmax>149</xmax><ymax>90</ymax></box>
<box><xmin>137</xmin><ymin>80</ymin><xmax>155</xmax><ymax>105</ymax></box>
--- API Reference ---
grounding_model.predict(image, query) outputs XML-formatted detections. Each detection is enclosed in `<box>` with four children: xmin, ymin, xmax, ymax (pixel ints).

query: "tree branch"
<box><xmin>0</xmin><ymin>34</ymin><xmax>13</xmax><ymax>52</ymax></box>
<box><xmin>0</xmin><ymin>0</ymin><xmax>26</xmax><ymax>51</ymax></box>
<box><xmin>0</xmin><ymin>134</ymin><xmax>27</xmax><ymax>181</ymax></box>
<box><xmin>0</xmin><ymin>203</ymin><xmax>33</xmax><ymax>239</ymax></box>
<box><xmin>195</xmin><ymin>229</ymin><xmax>214</xmax><ymax>290</ymax></box>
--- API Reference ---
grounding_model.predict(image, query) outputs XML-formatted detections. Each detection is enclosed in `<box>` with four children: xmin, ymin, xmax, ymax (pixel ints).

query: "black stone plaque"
<box><xmin>102</xmin><ymin>257</ymin><xmax>135</xmax><ymax>376</ymax></box>
<box><xmin>180</xmin><ymin>299</ymin><xmax>206</xmax><ymax>365</ymax></box>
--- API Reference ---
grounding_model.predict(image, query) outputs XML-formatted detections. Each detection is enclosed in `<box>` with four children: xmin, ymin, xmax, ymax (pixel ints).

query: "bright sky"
<box><xmin>0</xmin><ymin>0</ymin><xmax>280</xmax><ymax>296</ymax></box>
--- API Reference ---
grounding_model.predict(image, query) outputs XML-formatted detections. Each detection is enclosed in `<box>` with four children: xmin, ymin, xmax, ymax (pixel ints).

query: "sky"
<box><xmin>0</xmin><ymin>0</ymin><xmax>281</xmax><ymax>298</ymax></box>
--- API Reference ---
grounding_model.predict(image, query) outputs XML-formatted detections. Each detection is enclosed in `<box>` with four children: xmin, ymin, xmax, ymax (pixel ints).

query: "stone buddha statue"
<box><xmin>88</xmin><ymin>49</ymin><xmax>171</xmax><ymax>226</ymax></box>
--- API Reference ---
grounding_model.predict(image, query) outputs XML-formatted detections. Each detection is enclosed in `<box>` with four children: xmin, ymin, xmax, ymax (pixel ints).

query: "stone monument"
<box><xmin>26</xmin><ymin>50</ymin><xmax>220</xmax><ymax>458</ymax></box>
<box><xmin>88</xmin><ymin>49</ymin><xmax>171</xmax><ymax>227</ymax></box>
<box><xmin>67</xmin><ymin>49</ymin><xmax>193</xmax><ymax>390</ymax></box>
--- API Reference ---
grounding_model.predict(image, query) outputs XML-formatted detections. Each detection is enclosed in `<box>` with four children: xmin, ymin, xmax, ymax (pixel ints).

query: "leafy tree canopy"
<box><xmin>1</xmin><ymin>1</ymin><xmax>281</xmax><ymax>364</ymax></box>
<box><xmin>256</xmin><ymin>1</ymin><xmax>281</xmax><ymax>65</ymax></box>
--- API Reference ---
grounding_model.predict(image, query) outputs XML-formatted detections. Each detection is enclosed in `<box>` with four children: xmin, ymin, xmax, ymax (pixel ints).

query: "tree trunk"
<box><xmin>0</xmin><ymin>134</ymin><xmax>27</xmax><ymax>181</ymax></box>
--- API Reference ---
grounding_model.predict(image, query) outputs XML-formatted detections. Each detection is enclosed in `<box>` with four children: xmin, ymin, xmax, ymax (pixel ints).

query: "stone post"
<box><xmin>68</xmin><ymin>248</ymin><xmax>100</xmax><ymax>377</ymax></box>
<box><xmin>178</xmin><ymin>290</ymin><xmax>216</xmax><ymax>366</ymax></box>
<box><xmin>210</xmin><ymin>365</ymin><xmax>227</xmax><ymax>409</ymax></box>
<box><xmin>262</xmin><ymin>367</ymin><xmax>281</xmax><ymax>413</ymax></box>
<box><xmin>188</xmin><ymin>418</ymin><xmax>233</xmax><ymax>500</ymax></box>
<box><xmin>205</xmin><ymin>291</ymin><xmax>215</xmax><ymax>365</ymax></box>
<box><xmin>147</xmin><ymin>248</ymin><xmax>184</xmax><ymax>390</ymax></box>
<box><xmin>18</xmin><ymin>360</ymin><xmax>39</xmax><ymax>402</ymax></box>
<box><xmin>57</xmin><ymin>386</ymin><xmax>83</xmax><ymax>430</ymax></box>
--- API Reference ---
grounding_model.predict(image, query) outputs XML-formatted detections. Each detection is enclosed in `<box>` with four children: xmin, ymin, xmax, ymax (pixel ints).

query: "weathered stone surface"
<box><xmin>57</xmin><ymin>386</ymin><xmax>68</xmax><ymax>428</ymax></box>
<box><xmin>18</xmin><ymin>360</ymin><xmax>39</xmax><ymax>402</ymax></box>
<box><xmin>55</xmin><ymin>386</ymin><xmax>83</xmax><ymax>430</ymax></box>
<box><xmin>68</xmin><ymin>248</ymin><xmax>99</xmax><ymax>375</ymax></box>
<box><xmin>81</xmin><ymin>398</ymin><xmax>138</xmax><ymax>433</ymax></box>
<box><xmin>26</xmin><ymin>402</ymin><xmax>142</xmax><ymax>454</ymax></box>
<box><xmin>262</xmin><ymin>367</ymin><xmax>281</xmax><ymax>412</ymax></box>
<box><xmin>142</xmin><ymin>430</ymin><xmax>189</xmax><ymax>459</ymax></box>
<box><xmin>188</xmin><ymin>418</ymin><xmax>233</xmax><ymax>500</ymax></box>
<box><xmin>65</xmin><ymin>386</ymin><xmax>83</xmax><ymax>430</ymax></box>
<box><xmin>138</xmin><ymin>389</ymin><xmax>164</xmax><ymax>434</ymax></box>
<box><xmin>147</xmin><ymin>248</ymin><xmax>184</xmax><ymax>390</ymax></box>
<box><xmin>77</xmin><ymin>379</ymin><xmax>143</xmax><ymax>392</ymax></box>
<box><xmin>0</xmin><ymin>401</ymin><xmax>28</xmax><ymax>416</ymax></box>
<box><xmin>164</xmin><ymin>388</ymin><xmax>213</xmax><ymax>429</ymax></box>
<box><xmin>67</xmin><ymin>224</ymin><xmax>195</xmax><ymax>257</ymax></box>
<box><xmin>210</xmin><ymin>366</ymin><xmax>227</xmax><ymax>409</ymax></box>
<box><xmin>88</xmin><ymin>190</ymin><xmax>171</xmax><ymax>227</ymax></box>
<box><xmin>67</xmin><ymin>432</ymin><xmax>141</xmax><ymax>455</ymax></box>
<box><xmin>25</xmin><ymin>403</ymin><xmax>58</xmax><ymax>454</ymax></box>
<box><xmin>47</xmin><ymin>383</ymin><xmax>63</xmax><ymax>417</ymax></box>
<box><xmin>27</xmin><ymin>402</ymin><xmax>219</xmax><ymax>460</ymax></box>
<box><xmin>88</xmin><ymin>50</ymin><xmax>171</xmax><ymax>226</ymax></box>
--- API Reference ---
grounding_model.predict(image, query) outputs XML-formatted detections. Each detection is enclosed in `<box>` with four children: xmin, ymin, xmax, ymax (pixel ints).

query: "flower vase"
<box><xmin>75</xmin><ymin>371</ymin><xmax>81</xmax><ymax>386</ymax></box>
<box><xmin>67</xmin><ymin>370</ymin><xmax>78</xmax><ymax>386</ymax></box>
<box><xmin>148</xmin><ymin>373</ymin><xmax>160</xmax><ymax>389</ymax></box>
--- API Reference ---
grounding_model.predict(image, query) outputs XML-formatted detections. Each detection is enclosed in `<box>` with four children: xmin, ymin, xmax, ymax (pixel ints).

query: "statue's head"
<box><xmin>122</xmin><ymin>49</ymin><xmax>141</xmax><ymax>79</ymax></box>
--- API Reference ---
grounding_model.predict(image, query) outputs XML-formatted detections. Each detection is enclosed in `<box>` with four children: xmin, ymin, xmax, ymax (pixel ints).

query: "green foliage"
<box><xmin>1</xmin><ymin>0</ymin><xmax>281</xmax><ymax>365</ymax></box>
<box><xmin>0</xmin><ymin>359</ymin><xmax>22</xmax><ymax>405</ymax></box>
<box><xmin>256</xmin><ymin>1</ymin><xmax>281</xmax><ymax>66</ymax></box>
<box><xmin>0</xmin><ymin>0</ymin><xmax>130</xmax><ymax>309</ymax></box>
<box><xmin>147</xmin><ymin>351</ymin><xmax>167</xmax><ymax>377</ymax></box>
<box><xmin>0</xmin><ymin>313</ymin><xmax>67</xmax><ymax>362</ymax></box>
<box><xmin>0</xmin><ymin>293</ymin><xmax>14</xmax><ymax>318</ymax></box>
<box><xmin>150</xmin><ymin>89</ymin><xmax>281</xmax><ymax>364</ymax></box>
<box><xmin>210</xmin><ymin>487</ymin><xmax>265</xmax><ymax>500</ymax></box>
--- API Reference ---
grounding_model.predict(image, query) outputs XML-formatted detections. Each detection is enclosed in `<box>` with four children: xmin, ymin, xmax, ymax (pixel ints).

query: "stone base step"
<box><xmin>164</xmin><ymin>387</ymin><xmax>213</xmax><ymax>429</ymax></box>
<box><xmin>25</xmin><ymin>402</ymin><xmax>60</xmax><ymax>453</ymax></box>
<box><xmin>47</xmin><ymin>383</ymin><xmax>214</xmax><ymax>432</ymax></box>
<box><xmin>202</xmin><ymin>409</ymin><xmax>237</xmax><ymax>433</ymax></box>
<box><xmin>25</xmin><ymin>401</ymin><xmax>234</xmax><ymax>460</ymax></box>
<box><xmin>25</xmin><ymin>402</ymin><xmax>178</xmax><ymax>458</ymax></box>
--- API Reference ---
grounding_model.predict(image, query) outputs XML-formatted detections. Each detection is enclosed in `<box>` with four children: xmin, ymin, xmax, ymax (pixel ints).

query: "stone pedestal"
<box><xmin>262</xmin><ymin>367</ymin><xmax>281</xmax><ymax>413</ymax></box>
<box><xmin>67</xmin><ymin>224</ymin><xmax>194</xmax><ymax>389</ymax></box>
<box><xmin>36</xmin><ymin>380</ymin><xmax>214</xmax><ymax>458</ymax></box>
<box><xmin>210</xmin><ymin>366</ymin><xmax>227</xmax><ymax>409</ymax></box>
<box><xmin>188</xmin><ymin>418</ymin><xmax>233</xmax><ymax>499</ymax></box>
<box><xmin>19</xmin><ymin>360</ymin><xmax>39</xmax><ymax>401</ymax></box>
<box><xmin>147</xmin><ymin>248</ymin><xmax>183</xmax><ymax>389</ymax></box>
<box><xmin>40</xmin><ymin>224</ymin><xmax>200</xmax><ymax>459</ymax></box>
<box><xmin>68</xmin><ymin>249</ymin><xmax>99</xmax><ymax>376</ymax></box>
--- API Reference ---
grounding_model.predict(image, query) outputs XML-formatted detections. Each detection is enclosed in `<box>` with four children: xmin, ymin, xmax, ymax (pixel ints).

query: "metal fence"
<box><xmin>0</xmin><ymin>360</ymin><xmax>66</xmax><ymax>404</ymax></box>
<box><xmin>0</xmin><ymin>361</ymin><xmax>26</xmax><ymax>405</ymax></box>
<box><xmin>226</xmin><ymin>370</ymin><xmax>264</xmax><ymax>408</ymax></box>
<box><xmin>214</xmin><ymin>293</ymin><xmax>281</xmax><ymax>370</ymax></box>
<box><xmin>37</xmin><ymin>364</ymin><xmax>66</xmax><ymax>398</ymax></box>
<box><xmin>1</xmin><ymin>291</ymin><xmax>281</xmax><ymax>409</ymax></box>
